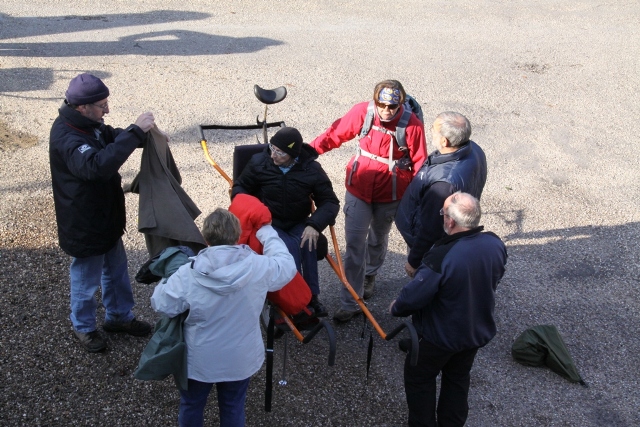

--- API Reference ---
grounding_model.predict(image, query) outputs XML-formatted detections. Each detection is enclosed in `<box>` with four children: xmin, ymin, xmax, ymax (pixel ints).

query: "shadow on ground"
<box><xmin>0</xmin><ymin>219</ymin><xmax>638</xmax><ymax>426</ymax></box>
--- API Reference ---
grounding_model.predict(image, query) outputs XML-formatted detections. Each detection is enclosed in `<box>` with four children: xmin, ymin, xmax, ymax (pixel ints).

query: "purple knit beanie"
<box><xmin>65</xmin><ymin>73</ymin><xmax>110</xmax><ymax>105</ymax></box>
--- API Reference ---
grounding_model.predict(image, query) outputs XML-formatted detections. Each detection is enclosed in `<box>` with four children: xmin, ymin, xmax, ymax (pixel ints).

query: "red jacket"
<box><xmin>229</xmin><ymin>194</ymin><xmax>311</xmax><ymax>314</ymax></box>
<box><xmin>311</xmin><ymin>101</ymin><xmax>427</xmax><ymax>203</ymax></box>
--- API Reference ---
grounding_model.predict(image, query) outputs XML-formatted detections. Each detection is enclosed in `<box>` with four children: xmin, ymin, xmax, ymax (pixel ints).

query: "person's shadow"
<box><xmin>0</xmin><ymin>11</ymin><xmax>283</xmax><ymax>57</ymax></box>
<box><xmin>0</xmin><ymin>10</ymin><xmax>208</xmax><ymax>39</ymax></box>
<box><xmin>0</xmin><ymin>29</ymin><xmax>283</xmax><ymax>57</ymax></box>
<box><xmin>0</xmin><ymin>11</ymin><xmax>283</xmax><ymax>95</ymax></box>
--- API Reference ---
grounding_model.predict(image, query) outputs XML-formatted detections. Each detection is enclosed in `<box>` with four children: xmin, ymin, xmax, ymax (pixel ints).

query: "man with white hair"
<box><xmin>390</xmin><ymin>192</ymin><xmax>507</xmax><ymax>427</ymax></box>
<box><xmin>395</xmin><ymin>112</ymin><xmax>487</xmax><ymax>279</ymax></box>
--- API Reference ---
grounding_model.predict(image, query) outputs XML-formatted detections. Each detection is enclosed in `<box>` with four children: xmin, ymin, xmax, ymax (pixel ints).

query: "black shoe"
<box><xmin>103</xmin><ymin>317</ymin><xmax>152</xmax><ymax>337</ymax></box>
<box><xmin>290</xmin><ymin>307</ymin><xmax>315</xmax><ymax>323</ymax></box>
<box><xmin>309</xmin><ymin>295</ymin><xmax>328</xmax><ymax>317</ymax></box>
<box><xmin>74</xmin><ymin>330</ymin><xmax>107</xmax><ymax>353</ymax></box>
<box><xmin>398</xmin><ymin>338</ymin><xmax>411</xmax><ymax>353</ymax></box>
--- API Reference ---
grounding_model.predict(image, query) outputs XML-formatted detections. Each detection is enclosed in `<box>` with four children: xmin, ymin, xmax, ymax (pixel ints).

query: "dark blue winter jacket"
<box><xmin>395</xmin><ymin>141</ymin><xmax>487</xmax><ymax>267</ymax></box>
<box><xmin>392</xmin><ymin>227</ymin><xmax>507</xmax><ymax>351</ymax></box>
<box><xmin>49</xmin><ymin>102</ymin><xmax>145</xmax><ymax>257</ymax></box>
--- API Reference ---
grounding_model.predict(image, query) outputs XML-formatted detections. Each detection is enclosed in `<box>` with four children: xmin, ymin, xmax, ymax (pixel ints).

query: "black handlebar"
<box><xmin>385</xmin><ymin>321</ymin><xmax>420</xmax><ymax>366</ymax></box>
<box><xmin>302</xmin><ymin>319</ymin><xmax>336</xmax><ymax>366</ymax></box>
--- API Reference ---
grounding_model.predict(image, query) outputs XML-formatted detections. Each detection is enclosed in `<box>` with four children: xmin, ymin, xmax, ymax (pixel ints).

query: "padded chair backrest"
<box><xmin>233</xmin><ymin>144</ymin><xmax>266</xmax><ymax>181</ymax></box>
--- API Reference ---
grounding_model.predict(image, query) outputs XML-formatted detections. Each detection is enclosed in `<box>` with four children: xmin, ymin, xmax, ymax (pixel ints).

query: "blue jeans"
<box><xmin>274</xmin><ymin>223</ymin><xmax>319</xmax><ymax>295</ymax></box>
<box><xmin>69</xmin><ymin>238</ymin><xmax>135</xmax><ymax>333</ymax></box>
<box><xmin>179</xmin><ymin>378</ymin><xmax>251</xmax><ymax>427</ymax></box>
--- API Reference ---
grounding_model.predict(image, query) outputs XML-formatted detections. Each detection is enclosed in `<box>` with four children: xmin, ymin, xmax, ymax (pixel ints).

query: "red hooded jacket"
<box><xmin>229</xmin><ymin>194</ymin><xmax>311</xmax><ymax>314</ymax></box>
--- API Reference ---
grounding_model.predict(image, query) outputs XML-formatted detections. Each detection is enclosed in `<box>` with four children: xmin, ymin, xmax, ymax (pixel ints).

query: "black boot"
<box><xmin>309</xmin><ymin>295</ymin><xmax>328</xmax><ymax>317</ymax></box>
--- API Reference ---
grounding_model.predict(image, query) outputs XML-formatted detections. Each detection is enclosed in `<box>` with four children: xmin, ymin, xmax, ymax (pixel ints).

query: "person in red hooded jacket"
<box><xmin>310</xmin><ymin>80</ymin><xmax>427</xmax><ymax>322</ymax></box>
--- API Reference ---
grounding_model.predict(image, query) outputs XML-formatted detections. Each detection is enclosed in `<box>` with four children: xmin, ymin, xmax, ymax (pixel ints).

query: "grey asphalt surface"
<box><xmin>0</xmin><ymin>1</ymin><xmax>639</xmax><ymax>426</ymax></box>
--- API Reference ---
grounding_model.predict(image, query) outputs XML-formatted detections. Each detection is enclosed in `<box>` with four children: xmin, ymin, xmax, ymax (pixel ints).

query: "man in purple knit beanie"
<box><xmin>50</xmin><ymin>73</ymin><xmax>156</xmax><ymax>352</ymax></box>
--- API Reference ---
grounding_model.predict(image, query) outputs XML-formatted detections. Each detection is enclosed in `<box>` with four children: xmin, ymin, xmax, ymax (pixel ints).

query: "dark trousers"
<box><xmin>178</xmin><ymin>378</ymin><xmax>250</xmax><ymax>427</ymax></box>
<box><xmin>404</xmin><ymin>339</ymin><xmax>479</xmax><ymax>427</ymax></box>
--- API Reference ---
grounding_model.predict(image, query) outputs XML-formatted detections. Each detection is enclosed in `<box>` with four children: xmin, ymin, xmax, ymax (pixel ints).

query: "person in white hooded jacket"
<box><xmin>150</xmin><ymin>208</ymin><xmax>296</xmax><ymax>427</ymax></box>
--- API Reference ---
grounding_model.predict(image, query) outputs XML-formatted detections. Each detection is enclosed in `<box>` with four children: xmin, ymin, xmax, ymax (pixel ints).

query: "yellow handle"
<box><xmin>200</xmin><ymin>139</ymin><xmax>233</xmax><ymax>187</ymax></box>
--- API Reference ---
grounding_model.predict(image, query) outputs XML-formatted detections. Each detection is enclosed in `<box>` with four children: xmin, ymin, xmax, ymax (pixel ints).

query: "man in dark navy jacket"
<box><xmin>390</xmin><ymin>192</ymin><xmax>507</xmax><ymax>427</ymax></box>
<box><xmin>50</xmin><ymin>73</ymin><xmax>155</xmax><ymax>352</ymax></box>
<box><xmin>394</xmin><ymin>112</ymin><xmax>487</xmax><ymax>278</ymax></box>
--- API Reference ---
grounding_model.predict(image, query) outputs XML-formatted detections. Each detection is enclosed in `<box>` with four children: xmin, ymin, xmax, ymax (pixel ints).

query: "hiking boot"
<box><xmin>74</xmin><ymin>330</ymin><xmax>107</xmax><ymax>353</ymax></box>
<box><xmin>332</xmin><ymin>308</ymin><xmax>363</xmax><ymax>323</ymax></box>
<box><xmin>103</xmin><ymin>318</ymin><xmax>152</xmax><ymax>337</ymax></box>
<box><xmin>363</xmin><ymin>275</ymin><xmax>376</xmax><ymax>300</ymax></box>
<box><xmin>309</xmin><ymin>295</ymin><xmax>328</xmax><ymax>317</ymax></box>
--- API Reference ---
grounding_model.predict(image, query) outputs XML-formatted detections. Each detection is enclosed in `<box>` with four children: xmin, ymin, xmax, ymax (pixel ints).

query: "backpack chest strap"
<box><xmin>349</xmin><ymin>146</ymin><xmax>399</xmax><ymax>200</ymax></box>
<box><xmin>371</xmin><ymin>125</ymin><xmax>396</xmax><ymax>137</ymax></box>
<box><xmin>356</xmin><ymin>147</ymin><xmax>395</xmax><ymax>169</ymax></box>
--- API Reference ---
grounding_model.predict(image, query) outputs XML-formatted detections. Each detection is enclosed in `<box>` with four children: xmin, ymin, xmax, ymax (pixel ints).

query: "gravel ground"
<box><xmin>1</xmin><ymin>1</ymin><xmax>639</xmax><ymax>426</ymax></box>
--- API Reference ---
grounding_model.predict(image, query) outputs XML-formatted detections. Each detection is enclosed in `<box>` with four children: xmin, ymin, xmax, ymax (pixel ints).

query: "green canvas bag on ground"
<box><xmin>511</xmin><ymin>324</ymin><xmax>587</xmax><ymax>387</ymax></box>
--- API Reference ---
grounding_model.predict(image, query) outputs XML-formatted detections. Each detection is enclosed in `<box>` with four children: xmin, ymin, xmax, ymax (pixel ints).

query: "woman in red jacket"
<box><xmin>310</xmin><ymin>80</ymin><xmax>427</xmax><ymax>322</ymax></box>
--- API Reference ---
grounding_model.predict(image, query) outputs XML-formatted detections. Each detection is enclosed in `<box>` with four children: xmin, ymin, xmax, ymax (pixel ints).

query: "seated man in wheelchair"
<box><xmin>232</xmin><ymin>126</ymin><xmax>340</xmax><ymax>317</ymax></box>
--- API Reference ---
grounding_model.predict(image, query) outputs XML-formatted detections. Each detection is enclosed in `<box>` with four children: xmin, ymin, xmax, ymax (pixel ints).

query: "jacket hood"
<box><xmin>298</xmin><ymin>143</ymin><xmax>319</xmax><ymax>163</ymax></box>
<box><xmin>188</xmin><ymin>245</ymin><xmax>256</xmax><ymax>295</ymax></box>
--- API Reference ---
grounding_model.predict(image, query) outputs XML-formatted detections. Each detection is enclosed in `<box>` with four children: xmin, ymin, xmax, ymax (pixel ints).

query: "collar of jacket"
<box><xmin>427</xmin><ymin>141</ymin><xmax>473</xmax><ymax>166</ymax></box>
<box><xmin>59</xmin><ymin>102</ymin><xmax>103</xmax><ymax>133</ymax></box>
<box><xmin>432</xmin><ymin>225</ymin><xmax>484</xmax><ymax>248</ymax></box>
<box><xmin>374</xmin><ymin>104</ymin><xmax>405</xmax><ymax>128</ymax></box>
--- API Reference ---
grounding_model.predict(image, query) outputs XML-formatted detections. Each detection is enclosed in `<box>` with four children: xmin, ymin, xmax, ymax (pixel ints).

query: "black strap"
<box><xmin>360</xmin><ymin>315</ymin><xmax>374</xmax><ymax>383</ymax></box>
<box><xmin>265</xmin><ymin>306</ymin><xmax>275</xmax><ymax>412</ymax></box>
<box><xmin>366</xmin><ymin>331</ymin><xmax>373</xmax><ymax>383</ymax></box>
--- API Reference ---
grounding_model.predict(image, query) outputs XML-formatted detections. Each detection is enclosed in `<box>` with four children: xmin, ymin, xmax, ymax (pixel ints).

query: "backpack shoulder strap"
<box><xmin>359</xmin><ymin>100</ymin><xmax>376</xmax><ymax>138</ymax></box>
<box><xmin>394</xmin><ymin>103</ymin><xmax>413</xmax><ymax>150</ymax></box>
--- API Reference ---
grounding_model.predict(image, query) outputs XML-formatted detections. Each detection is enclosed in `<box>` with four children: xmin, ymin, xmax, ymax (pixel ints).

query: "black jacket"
<box><xmin>392</xmin><ymin>227</ymin><xmax>507</xmax><ymax>352</ymax></box>
<box><xmin>231</xmin><ymin>144</ymin><xmax>339</xmax><ymax>232</ymax></box>
<box><xmin>49</xmin><ymin>102</ymin><xmax>145</xmax><ymax>257</ymax></box>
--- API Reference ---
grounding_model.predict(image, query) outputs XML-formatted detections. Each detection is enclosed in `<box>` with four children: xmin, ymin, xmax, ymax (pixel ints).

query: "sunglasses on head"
<box><xmin>376</xmin><ymin>102</ymin><xmax>399</xmax><ymax>110</ymax></box>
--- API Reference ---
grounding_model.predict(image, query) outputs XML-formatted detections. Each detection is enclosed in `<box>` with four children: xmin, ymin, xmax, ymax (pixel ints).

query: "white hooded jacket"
<box><xmin>150</xmin><ymin>225</ymin><xmax>296</xmax><ymax>383</ymax></box>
